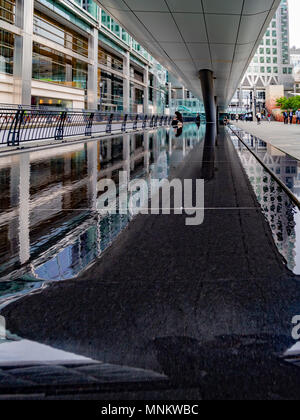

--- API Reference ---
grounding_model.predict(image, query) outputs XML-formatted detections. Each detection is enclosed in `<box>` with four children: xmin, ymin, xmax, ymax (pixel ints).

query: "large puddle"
<box><xmin>229</xmin><ymin>126</ymin><xmax>300</xmax><ymax>275</ymax></box>
<box><xmin>0</xmin><ymin>124</ymin><xmax>205</xmax><ymax>303</ymax></box>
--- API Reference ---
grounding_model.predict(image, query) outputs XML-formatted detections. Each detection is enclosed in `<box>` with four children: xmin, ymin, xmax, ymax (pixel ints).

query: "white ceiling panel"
<box><xmin>96</xmin><ymin>0</ymin><xmax>281</xmax><ymax>106</ymax></box>
<box><xmin>172</xmin><ymin>13</ymin><xmax>207</xmax><ymax>43</ymax></box>
<box><xmin>243</xmin><ymin>0</ymin><xmax>275</xmax><ymax>15</ymax></box>
<box><xmin>166</xmin><ymin>0</ymin><xmax>203</xmax><ymax>13</ymax></box>
<box><xmin>205</xmin><ymin>14</ymin><xmax>241</xmax><ymax>44</ymax></box>
<box><xmin>202</xmin><ymin>0</ymin><xmax>243</xmax><ymax>14</ymax></box>
<box><xmin>135</xmin><ymin>12</ymin><xmax>182</xmax><ymax>42</ymax></box>
<box><xmin>124</xmin><ymin>0</ymin><xmax>169</xmax><ymax>12</ymax></box>
<box><xmin>160</xmin><ymin>42</ymin><xmax>192</xmax><ymax>61</ymax></box>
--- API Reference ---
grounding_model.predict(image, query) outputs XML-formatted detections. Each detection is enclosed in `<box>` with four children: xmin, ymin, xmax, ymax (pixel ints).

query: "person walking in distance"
<box><xmin>296</xmin><ymin>109</ymin><xmax>300</xmax><ymax>125</ymax></box>
<box><xmin>267</xmin><ymin>113</ymin><xmax>271</xmax><ymax>123</ymax></box>
<box><xmin>283</xmin><ymin>110</ymin><xmax>288</xmax><ymax>124</ymax></box>
<box><xmin>289</xmin><ymin>110</ymin><xmax>294</xmax><ymax>125</ymax></box>
<box><xmin>256</xmin><ymin>111</ymin><xmax>261</xmax><ymax>125</ymax></box>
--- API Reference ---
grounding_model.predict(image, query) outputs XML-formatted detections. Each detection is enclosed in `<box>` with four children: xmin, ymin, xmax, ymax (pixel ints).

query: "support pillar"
<box><xmin>87</xmin><ymin>28</ymin><xmax>99</xmax><ymax>110</ymax></box>
<box><xmin>13</xmin><ymin>0</ymin><xmax>34</xmax><ymax>105</ymax></box>
<box><xmin>123</xmin><ymin>52</ymin><xmax>130</xmax><ymax>114</ymax></box>
<box><xmin>199</xmin><ymin>70</ymin><xmax>216</xmax><ymax>123</ymax></box>
<box><xmin>143</xmin><ymin>66</ymin><xmax>149</xmax><ymax>115</ymax></box>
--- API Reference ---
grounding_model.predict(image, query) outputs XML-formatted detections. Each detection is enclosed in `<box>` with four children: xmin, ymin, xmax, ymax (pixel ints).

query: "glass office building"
<box><xmin>0</xmin><ymin>0</ymin><xmax>173</xmax><ymax>113</ymax></box>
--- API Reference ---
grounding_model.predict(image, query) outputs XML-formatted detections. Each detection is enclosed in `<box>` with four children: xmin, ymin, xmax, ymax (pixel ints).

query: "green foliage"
<box><xmin>276</xmin><ymin>96</ymin><xmax>300</xmax><ymax>111</ymax></box>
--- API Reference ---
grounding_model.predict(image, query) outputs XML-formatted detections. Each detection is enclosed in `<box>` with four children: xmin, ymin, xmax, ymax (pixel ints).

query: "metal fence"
<box><xmin>0</xmin><ymin>109</ymin><xmax>173</xmax><ymax>147</ymax></box>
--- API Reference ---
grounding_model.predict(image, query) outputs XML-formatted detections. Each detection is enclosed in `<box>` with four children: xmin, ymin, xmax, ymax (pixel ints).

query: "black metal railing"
<box><xmin>0</xmin><ymin>108</ymin><xmax>173</xmax><ymax>147</ymax></box>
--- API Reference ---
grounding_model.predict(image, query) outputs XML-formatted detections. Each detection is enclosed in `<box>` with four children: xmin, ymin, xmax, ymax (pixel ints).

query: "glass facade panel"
<box><xmin>0</xmin><ymin>0</ymin><xmax>15</xmax><ymax>24</ymax></box>
<box><xmin>0</xmin><ymin>29</ymin><xmax>14</xmax><ymax>75</ymax></box>
<box><xmin>99</xmin><ymin>70</ymin><xmax>123</xmax><ymax>112</ymax></box>
<box><xmin>33</xmin><ymin>11</ymin><xmax>89</xmax><ymax>57</ymax></box>
<box><xmin>32</xmin><ymin>43</ymin><xmax>88</xmax><ymax>89</ymax></box>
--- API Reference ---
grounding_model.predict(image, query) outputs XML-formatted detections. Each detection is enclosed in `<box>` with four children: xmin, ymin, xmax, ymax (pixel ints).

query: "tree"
<box><xmin>276</xmin><ymin>96</ymin><xmax>300</xmax><ymax>111</ymax></box>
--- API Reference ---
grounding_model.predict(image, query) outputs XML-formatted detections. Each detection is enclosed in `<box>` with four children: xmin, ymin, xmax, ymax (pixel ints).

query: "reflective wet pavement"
<box><xmin>2</xmin><ymin>124</ymin><xmax>300</xmax><ymax>399</ymax></box>
<box><xmin>0</xmin><ymin>124</ymin><xmax>204</xmax><ymax>304</ymax></box>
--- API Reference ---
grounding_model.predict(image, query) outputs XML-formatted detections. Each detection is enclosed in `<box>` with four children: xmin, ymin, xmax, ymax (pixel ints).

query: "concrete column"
<box><xmin>13</xmin><ymin>0</ymin><xmax>34</xmax><ymax>105</ymax></box>
<box><xmin>87</xmin><ymin>28</ymin><xmax>99</xmax><ymax>110</ymax></box>
<box><xmin>143</xmin><ymin>66</ymin><xmax>149</xmax><ymax>115</ymax></box>
<box><xmin>123</xmin><ymin>52</ymin><xmax>130</xmax><ymax>114</ymax></box>
<box><xmin>182</xmin><ymin>87</ymin><xmax>185</xmax><ymax>100</ymax></box>
<box><xmin>153</xmin><ymin>73</ymin><xmax>158</xmax><ymax>114</ymax></box>
<box><xmin>199</xmin><ymin>69</ymin><xmax>216</xmax><ymax>123</ymax></box>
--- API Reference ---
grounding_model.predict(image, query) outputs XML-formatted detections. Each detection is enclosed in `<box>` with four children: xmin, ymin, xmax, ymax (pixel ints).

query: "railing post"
<box><xmin>150</xmin><ymin>115</ymin><xmax>155</xmax><ymax>128</ymax></box>
<box><xmin>154</xmin><ymin>115</ymin><xmax>158</xmax><ymax>127</ymax></box>
<box><xmin>142</xmin><ymin>115</ymin><xmax>148</xmax><ymax>129</ymax></box>
<box><xmin>55</xmin><ymin>111</ymin><xmax>67</xmax><ymax>140</ymax></box>
<box><xmin>159</xmin><ymin>116</ymin><xmax>164</xmax><ymax>126</ymax></box>
<box><xmin>7</xmin><ymin>109</ymin><xmax>24</xmax><ymax>146</ymax></box>
<box><xmin>122</xmin><ymin>114</ymin><xmax>128</xmax><ymax>132</ymax></box>
<box><xmin>133</xmin><ymin>114</ymin><xmax>139</xmax><ymax>130</ymax></box>
<box><xmin>106</xmin><ymin>113</ymin><xmax>114</xmax><ymax>133</ymax></box>
<box><xmin>85</xmin><ymin>112</ymin><xmax>94</xmax><ymax>136</ymax></box>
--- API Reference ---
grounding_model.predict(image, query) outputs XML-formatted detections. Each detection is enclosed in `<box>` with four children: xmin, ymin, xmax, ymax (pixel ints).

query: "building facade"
<box><xmin>230</xmin><ymin>0</ymin><xmax>293</xmax><ymax>113</ymax></box>
<box><xmin>0</xmin><ymin>0</ymin><xmax>173</xmax><ymax>113</ymax></box>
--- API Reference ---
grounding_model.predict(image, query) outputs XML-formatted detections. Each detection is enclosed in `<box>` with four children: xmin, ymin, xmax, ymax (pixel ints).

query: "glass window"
<box><xmin>33</xmin><ymin>11</ymin><xmax>89</xmax><ymax>58</ymax></box>
<box><xmin>0</xmin><ymin>29</ymin><xmax>14</xmax><ymax>75</ymax></box>
<box><xmin>0</xmin><ymin>0</ymin><xmax>15</xmax><ymax>24</ymax></box>
<box><xmin>32</xmin><ymin>43</ymin><xmax>88</xmax><ymax>89</ymax></box>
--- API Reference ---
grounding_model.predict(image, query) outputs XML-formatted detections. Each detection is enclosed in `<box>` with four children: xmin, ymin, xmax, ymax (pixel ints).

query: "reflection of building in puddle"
<box><xmin>0</xmin><ymin>125</ymin><xmax>205</xmax><ymax>301</ymax></box>
<box><xmin>231</xmin><ymin>131</ymin><xmax>297</xmax><ymax>273</ymax></box>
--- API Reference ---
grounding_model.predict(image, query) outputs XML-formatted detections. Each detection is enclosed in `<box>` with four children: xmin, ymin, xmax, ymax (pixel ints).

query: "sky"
<box><xmin>289</xmin><ymin>0</ymin><xmax>300</xmax><ymax>48</ymax></box>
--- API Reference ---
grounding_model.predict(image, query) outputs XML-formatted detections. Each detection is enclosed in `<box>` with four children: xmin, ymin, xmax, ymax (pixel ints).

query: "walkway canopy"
<box><xmin>96</xmin><ymin>0</ymin><xmax>281</xmax><ymax>107</ymax></box>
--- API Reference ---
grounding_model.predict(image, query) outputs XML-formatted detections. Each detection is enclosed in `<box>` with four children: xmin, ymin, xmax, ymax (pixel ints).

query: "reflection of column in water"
<box><xmin>120</xmin><ymin>134</ymin><xmax>131</xmax><ymax>215</ymax></box>
<box><xmin>9</xmin><ymin>156</ymin><xmax>21</xmax><ymax>257</ymax></box>
<box><xmin>87</xmin><ymin>142</ymin><xmax>98</xmax><ymax>210</ymax></box>
<box><xmin>153</xmin><ymin>131</ymin><xmax>160</xmax><ymax>163</ymax></box>
<box><xmin>123</xmin><ymin>134</ymin><xmax>131</xmax><ymax>180</ymax></box>
<box><xmin>131</xmin><ymin>134</ymin><xmax>136</xmax><ymax>172</ymax></box>
<box><xmin>169</xmin><ymin>128</ymin><xmax>173</xmax><ymax>156</ymax></box>
<box><xmin>96</xmin><ymin>213</ymin><xmax>102</xmax><ymax>256</ymax></box>
<box><xmin>144</xmin><ymin>132</ymin><xmax>150</xmax><ymax>174</ymax></box>
<box><xmin>183</xmin><ymin>132</ymin><xmax>186</xmax><ymax>157</ymax></box>
<box><xmin>201</xmin><ymin>124</ymin><xmax>216</xmax><ymax>181</ymax></box>
<box><xmin>63</xmin><ymin>154</ymin><xmax>72</xmax><ymax>209</ymax></box>
<box><xmin>19</xmin><ymin>153</ymin><xmax>31</xmax><ymax>265</ymax></box>
<box><xmin>106</xmin><ymin>138</ymin><xmax>112</xmax><ymax>162</ymax></box>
